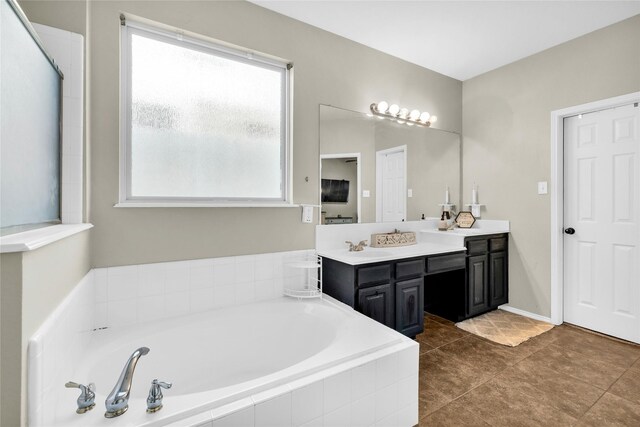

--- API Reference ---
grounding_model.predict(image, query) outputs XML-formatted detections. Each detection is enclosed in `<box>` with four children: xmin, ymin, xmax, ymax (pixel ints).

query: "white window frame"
<box><xmin>117</xmin><ymin>19</ymin><xmax>292</xmax><ymax>207</ymax></box>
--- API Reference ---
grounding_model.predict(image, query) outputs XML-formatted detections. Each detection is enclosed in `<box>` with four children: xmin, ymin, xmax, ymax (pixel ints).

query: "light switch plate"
<box><xmin>301</xmin><ymin>206</ymin><xmax>313</xmax><ymax>223</ymax></box>
<box><xmin>538</xmin><ymin>181</ymin><xmax>548</xmax><ymax>195</ymax></box>
<box><xmin>408</xmin><ymin>189</ymin><xmax>413</xmax><ymax>197</ymax></box>
<box><xmin>363</xmin><ymin>190</ymin><xmax>371</xmax><ymax>198</ymax></box>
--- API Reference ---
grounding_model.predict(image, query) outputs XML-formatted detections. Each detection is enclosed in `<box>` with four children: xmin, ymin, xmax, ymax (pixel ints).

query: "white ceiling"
<box><xmin>249</xmin><ymin>0</ymin><xmax>640</xmax><ymax>81</ymax></box>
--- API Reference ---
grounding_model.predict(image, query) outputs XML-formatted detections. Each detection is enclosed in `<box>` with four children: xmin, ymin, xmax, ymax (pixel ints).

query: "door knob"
<box><xmin>564</xmin><ymin>228</ymin><xmax>575</xmax><ymax>235</ymax></box>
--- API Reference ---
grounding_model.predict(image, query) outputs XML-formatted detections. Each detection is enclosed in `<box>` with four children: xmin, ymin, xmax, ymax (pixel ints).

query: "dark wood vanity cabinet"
<box><xmin>322</xmin><ymin>233</ymin><xmax>509</xmax><ymax>334</ymax></box>
<box><xmin>358</xmin><ymin>283</ymin><xmax>393</xmax><ymax>328</ymax></box>
<box><xmin>467</xmin><ymin>254</ymin><xmax>490</xmax><ymax>316</ymax></box>
<box><xmin>465</xmin><ymin>234</ymin><xmax>509</xmax><ymax>317</ymax></box>
<box><xmin>489</xmin><ymin>251</ymin><xmax>508</xmax><ymax>307</ymax></box>
<box><xmin>322</xmin><ymin>253</ymin><xmax>465</xmax><ymax>337</ymax></box>
<box><xmin>395</xmin><ymin>278</ymin><xmax>424</xmax><ymax>336</ymax></box>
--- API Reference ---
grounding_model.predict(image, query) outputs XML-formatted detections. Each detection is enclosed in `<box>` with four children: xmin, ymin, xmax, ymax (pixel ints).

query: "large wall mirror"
<box><xmin>319</xmin><ymin>105</ymin><xmax>461</xmax><ymax>224</ymax></box>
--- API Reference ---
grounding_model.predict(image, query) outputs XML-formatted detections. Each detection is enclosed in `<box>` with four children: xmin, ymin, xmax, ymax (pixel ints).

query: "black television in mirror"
<box><xmin>321</xmin><ymin>179</ymin><xmax>349</xmax><ymax>203</ymax></box>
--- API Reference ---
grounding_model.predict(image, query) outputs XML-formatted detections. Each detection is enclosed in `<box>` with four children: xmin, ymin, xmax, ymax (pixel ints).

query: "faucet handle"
<box><xmin>345</xmin><ymin>240</ymin><xmax>355</xmax><ymax>251</ymax></box>
<box><xmin>65</xmin><ymin>381</ymin><xmax>96</xmax><ymax>414</ymax></box>
<box><xmin>155</xmin><ymin>380</ymin><xmax>172</xmax><ymax>389</ymax></box>
<box><xmin>147</xmin><ymin>379</ymin><xmax>172</xmax><ymax>413</ymax></box>
<box><xmin>358</xmin><ymin>240</ymin><xmax>368</xmax><ymax>247</ymax></box>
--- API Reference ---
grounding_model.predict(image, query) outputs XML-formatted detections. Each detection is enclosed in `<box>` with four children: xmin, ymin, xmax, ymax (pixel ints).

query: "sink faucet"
<box><xmin>346</xmin><ymin>240</ymin><xmax>368</xmax><ymax>252</ymax></box>
<box><xmin>105</xmin><ymin>347</ymin><xmax>149</xmax><ymax>418</ymax></box>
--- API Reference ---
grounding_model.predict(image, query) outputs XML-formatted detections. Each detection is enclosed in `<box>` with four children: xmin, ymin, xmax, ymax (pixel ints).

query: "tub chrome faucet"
<box><xmin>104</xmin><ymin>347</ymin><xmax>150</xmax><ymax>418</ymax></box>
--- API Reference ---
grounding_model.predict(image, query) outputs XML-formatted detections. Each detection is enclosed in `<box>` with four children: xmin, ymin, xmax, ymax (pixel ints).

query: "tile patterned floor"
<box><xmin>416</xmin><ymin>313</ymin><xmax>640</xmax><ymax>426</ymax></box>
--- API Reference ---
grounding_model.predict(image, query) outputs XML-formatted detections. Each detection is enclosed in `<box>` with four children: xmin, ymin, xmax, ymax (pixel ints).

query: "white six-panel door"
<box><xmin>376</xmin><ymin>146</ymin><xmax>406</xmax><ymax>222</ymax></box>
<box><xmin>563</xmin><ymin>103</ymin><xmax>640</xmax><ymax>343</ymax></box>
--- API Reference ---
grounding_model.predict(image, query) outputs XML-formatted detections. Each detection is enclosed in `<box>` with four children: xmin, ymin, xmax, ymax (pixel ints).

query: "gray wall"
<box><xmin>0</xmin><ymin>253</ymin><xmax>22</xmax><ymax>427</ymax></box>
<box><xmin>86</xmin><ymin>0</ymin><xmax>462</xmax><ymax>267</ymax></box>
<box><xmin>463</xmin><ymin>14</ymin><xmax>640</xmax><ymax>317</ymax></box>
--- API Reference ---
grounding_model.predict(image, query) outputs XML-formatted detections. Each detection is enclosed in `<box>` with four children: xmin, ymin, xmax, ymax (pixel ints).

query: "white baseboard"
<box><xmin>498</xmin><ymin>305</ymin><xmax>555</xmax><ymax>324</ymax></box>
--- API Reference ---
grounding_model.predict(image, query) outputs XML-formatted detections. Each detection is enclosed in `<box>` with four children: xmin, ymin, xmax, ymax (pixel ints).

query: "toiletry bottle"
<box><xmin>438</xmin><ymin>212</ymin><xmax>448</xmax><ymax>231</ymax></box>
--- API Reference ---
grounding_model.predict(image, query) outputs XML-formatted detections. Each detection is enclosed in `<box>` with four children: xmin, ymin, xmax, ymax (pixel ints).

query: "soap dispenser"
<box><xmin>438</xmin><ymin>211</ymin><xmax>448</xmax><ymax>231</ymax></box>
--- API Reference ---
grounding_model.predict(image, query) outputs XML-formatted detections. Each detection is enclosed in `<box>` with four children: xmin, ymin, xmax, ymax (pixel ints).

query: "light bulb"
<box><xmin>399</xmin><ymin>108</ymin><xmax>409</xmax><ymax>119</ymax></box>
<box><xmin>388</xmin><ymin>104</ymin><xmax>400</xmax><ymax>116</ymax></box>
<box><xmin>429</xmin><ymin>115</ymin><xmax>438</xmax><ymax>123</ymax></box>
<box><xmin>419</xmin><ymin>112</ymin><xmax>430</xmax><ymax>123</ymax></box>
<box><xmin>409</xmin><ymin>109</ymin><xmax>420</xmax><ymax>121</ymax></box>
<box><xmin>377</xmin><ymin>101</ymin><xmax>388</xmax><ymax>114</ymax></box>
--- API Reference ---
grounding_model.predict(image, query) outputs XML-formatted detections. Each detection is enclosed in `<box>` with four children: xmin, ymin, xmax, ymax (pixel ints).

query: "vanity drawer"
<box><xmin>395</xmin><ymin>259</ymin><xmax>424</xmax><ymax>279</ymax></box>
<box><xmin>489</xmin><ymin>237</ymin><xmax>507</xmax><ymax>252</ymax></box>
<box><xmin>466</xmin><ymin>239</ymin><xmax>488</xmax><ymax>255</ymax></box>
<box><xmin>357</xmin><ymin>264</ymin><xmax>391</xmax><ymax>287</ymax></box>
<box><xmin>427</xmin><ymin>253</ymin><xmax>466</xmax><ymax>273</ymax></box>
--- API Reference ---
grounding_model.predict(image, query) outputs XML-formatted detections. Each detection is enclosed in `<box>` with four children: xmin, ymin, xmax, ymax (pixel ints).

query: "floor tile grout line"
<box><xmin>574</xmin><ymin>389</ymin><xmax>609</xmax><ymax>424</ymax></box>
<box><xmin>601</xmin><ymin>361</ymin><xmax>640</xmax><ymax>407</ymax></box>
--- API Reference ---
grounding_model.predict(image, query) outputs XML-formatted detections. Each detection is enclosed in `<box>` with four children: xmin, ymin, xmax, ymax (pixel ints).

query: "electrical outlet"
<box><xmin>363</xmin><ymin>190</ymin><xmax>371</xmax><ymax>198</ymax></box>
<box><xmin>301</xmin><ymin>206</ymin><xmax>313</xmax><ymax>223</ymax></box>
<box><xmin>538</xmin><ymin>181</ymin><xmax>548</xmax><ymax>195</ymax></box>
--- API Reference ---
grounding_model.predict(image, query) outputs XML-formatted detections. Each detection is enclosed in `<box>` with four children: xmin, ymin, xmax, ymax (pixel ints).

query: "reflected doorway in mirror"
<box><xmin>320</xmin><ymin>153</ymin><xmax>361</xmax><ymax>224</ymax></box>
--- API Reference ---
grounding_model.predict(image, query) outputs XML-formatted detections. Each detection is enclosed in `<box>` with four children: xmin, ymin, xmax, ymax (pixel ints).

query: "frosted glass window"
<box><xmin>0</xmin><ymin>0</ymin><xmax>61</xmax><ymax>233</ymax></box>
<box><xmin>122</xmin><ymin>24</ymin><xmax>290</xmax><ymax>203</ymax></box>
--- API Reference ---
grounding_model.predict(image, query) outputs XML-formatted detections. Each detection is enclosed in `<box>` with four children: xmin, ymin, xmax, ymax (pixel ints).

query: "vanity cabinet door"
<box><xmin>489</xmin><ymin>251</ymin><xmax>508</xmax><ymax>307</ymax></box>
<box><xmin>467</xmin><ymin>255</ymin><xmax>489</xmax><ymax>316</ymax></box>
<box><xmin>395</xmin><ymin>278</ymin><xmax>424</xmax><ymax>337</ymax></box>
<box><xmin>358</xmin><ymin>284</ymin><xmax>393</xmax><ymax>328</ymax></box>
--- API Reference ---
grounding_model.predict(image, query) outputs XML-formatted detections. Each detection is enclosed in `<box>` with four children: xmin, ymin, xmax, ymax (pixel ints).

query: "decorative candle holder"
<box><xmin>465</xmin><ymin>203</ymin><xmax>484</xmax><ymax>218</ymax></box>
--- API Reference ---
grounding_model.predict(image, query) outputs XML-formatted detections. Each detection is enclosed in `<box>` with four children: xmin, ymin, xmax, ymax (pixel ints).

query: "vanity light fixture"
<box><xmin>371</xmin><ymin>101</ymin><xmax>438</xmax><ymax>127</ymax></box>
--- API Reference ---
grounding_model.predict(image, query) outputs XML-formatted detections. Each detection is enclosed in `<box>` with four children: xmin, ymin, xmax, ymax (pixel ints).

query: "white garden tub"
<box><xmin>40</xmin><ymin>296</ymin><xmax>418</xmax><ymax>426</ymax></box>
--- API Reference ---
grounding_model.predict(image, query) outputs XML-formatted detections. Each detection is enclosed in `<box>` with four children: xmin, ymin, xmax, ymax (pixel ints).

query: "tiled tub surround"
<box><xmin>28</xmin><ymin>250</ymin><xmax>419</xmax><ymax>426</ymax></box>
<box><xmin>93</xmin><ymin>250</ymin><xmax>317</xmax><ymax>329</ymax></box>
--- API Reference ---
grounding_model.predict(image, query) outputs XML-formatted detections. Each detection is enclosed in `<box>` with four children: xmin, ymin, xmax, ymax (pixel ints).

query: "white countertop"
<box><xmin>318</xmin><ymin>242</ymin><xmax>466</xmax><ymax>265</ymax></box>
<box><xmin>421</xmin><ymin>228</ymin><xmax>510</xmax><ymax>237</ymax></box>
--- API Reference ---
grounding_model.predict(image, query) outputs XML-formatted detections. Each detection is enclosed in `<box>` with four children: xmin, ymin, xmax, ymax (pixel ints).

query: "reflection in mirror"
<box><xmin>319</xmin><ymin>105</ymin><xmax>461</xmax><ymax>224</ymax></box>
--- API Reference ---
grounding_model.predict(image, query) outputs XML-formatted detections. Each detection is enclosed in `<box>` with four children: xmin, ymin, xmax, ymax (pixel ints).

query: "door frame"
<box><xmin>549</xmin><ymin>91</ymin><xmax>640</xmax><ymax>325</ymax></box>
<box><xmin>319</xmin><ymin>153</ymin><xmax>362</xmax><ymax>223</ymax></box>
<box><xmin>376</xmin><ymin>145</ymin><xmax>407</xmax><ymax>222</ymax></box>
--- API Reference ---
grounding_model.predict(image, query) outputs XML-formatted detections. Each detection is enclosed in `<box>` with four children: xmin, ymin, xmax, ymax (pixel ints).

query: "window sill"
<box><xmin>0</xmin><ymin>223</ymin><xmax>93</xmax><ymax>253</ymax></box>
<box><xmin>113</xmin><ymin>201</ymin><xmax>302</xmax><ymax>208</ymax></box>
